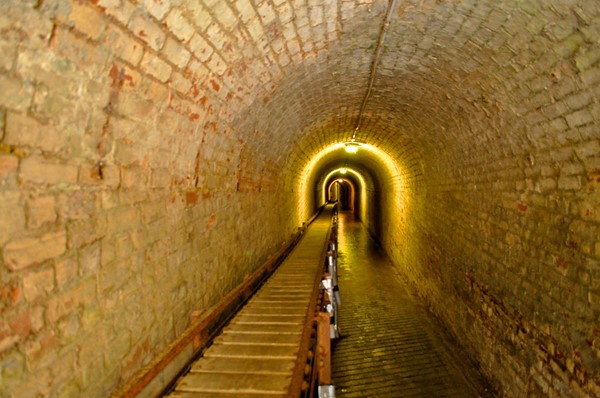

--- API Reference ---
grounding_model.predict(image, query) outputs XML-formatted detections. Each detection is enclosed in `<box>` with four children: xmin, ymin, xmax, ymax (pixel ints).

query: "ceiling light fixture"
<box><xmin>344</xmin><ymin>142</ymin><xmax>359</xmax><ymax>154</ymax></box>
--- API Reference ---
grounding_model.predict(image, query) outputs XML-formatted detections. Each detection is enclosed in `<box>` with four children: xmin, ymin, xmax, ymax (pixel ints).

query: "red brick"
<box><xmin>189</xmin><ymin>34</ymin><xmax>213</xmax><ymax>62</ymax></box>
<box><xmin>0</xmin><ymin>155</ymin><xmax>18</xmax><ymax>181</ymax></box>
<box><xmin>169</xmin><ymin>91</ymin><xmax>203</xmax><ymax>122</ymax></box>
<box><xmin>565</xmin><ymin>108</ymin><xmax>594</xmax><ymax>128</ymax></box>
<box><xmin>140</xmin><ymin>0</ymin><xmax>171</xmax><ymax>20</ymax></box>
<box><xmin>58</xmin><ymin>191</ymin><xmax>101</xmax><ymax>222</ymax></box>
<box><xmin>22</xmin><ymin>267</ymin><xmax>54</xmax><ymax>302</ymax></box>
<box><xmin>150</xmin><ymin>168</ymin><xmax>171</xmax><ymax>188</ymax></box>
<box><xmin>67</xmin><ymin>218</ymin><xmax>104</xmax><ymax>251</ymax></box>
<box><xmin>26</xmin><ymin>195</ymin><xmax>56</xmax><ymax>229</ymax></box>
<box><xmin>115</xmin><ymin>93</ymin><xmax>155</xmax><ymax>122</ymax></box>
<box><xmin>140</xmin><ymin>51</ymin><xmax>172</xmax><ymax>82</ymax></box>
<box><xmin>52</xmin><ymin>27</ymin><xmax>109</xmax><ymax>71</ymax></box>
<box><xmin>8</xmin><ymin>310</ymin><xmax>33</xmax><ymax>340</ymax></box>
<box><xmin>0</xmin><ymin>191</ymin><xmax>25</xmax><ymax>246</ymax></box>
<box><xmin>20</xmin><ymin>156</ymin><xmax>78</xmax><ymax>186</ymax></box>
<box><xmin>214</xmin><ymin>2</ymin><xmax>238</xmax><ymax>31</ymax></box>
<box><xmin>67</xmin><ymin>1</ymin><xmax>106</xmax><ymax>40</ymax></box>
<box><xmin>0</xmin><ymin>324</ymin><xmax>19</xmax><ymax>353</ymax></box>
<box><xmin>120</xmin><ymin>166</ymin><xmax>148</xmax><ymax>189</ymax></box>
<box><xmin>101</xmin><ymin>164</ymin><xmax>121</xmax><ymax>188</ymax></box>
<box><xmin>57</xmin><ymin>313</ymin><xmax>81</xmax><ymax>339</ymax></box>
<box><xmin>46</xmin><ymin>277</ymin><xmax>96</xmax><ymax>323</ymax></box>
<box><xmin>3</xmin><ymin>230</ymin><xmax>67</xmax><ymax>271</ymax></box>
<box><xmin>0</xmin><ymin>280</ymin><xmax>22</xmax><ymax>311</ymax></box>
<box><xmin>0</xmin><ymin>75</ymin><xmax>34</xmax><ymax>111</ymax></box>
<box><xmin>97</xmin><ymin>0</ymin><xmax>136</xmax><ymax>25</ymax></box>
<box><xmin>22</xmin><ymin>330</ymin><xmax>57</xmax><ymax>369</ymax></box>
<box><xmin>170</xmin><ymin>71</ymin><xmax>192</xmax><ymax>94</ymax></box>
<box><xmin>55</xmin><ymin>256</ymin><xmax>79</xmax><ymax>289</ymax></box>
<box><xmin>128</xmin><ymin>13</ymin><xmax>166</xmax><ymax>51</ymax></box>
<box><xmin>103</xmin><ymin>24</ymin><xmax>144</xmax><ymax>65</ymax></box>
<box><xmin>165</xmin><ymin>9</ymin><xmax>195</xmax><ymax>42</ymax></box>
<box><xmin>79</xmin><ymin>242</ymin><xmax>100</xmax><ymax>276</ymax></box>
<box><xmin>186</xmin><ymin>58</ymin><xmax>209</xmax><ymax>82</ymax></box>
<box><xmin>161</xmin><ymin>36</ymin><xmax>191</xmax><ymax>69</ymax></box>
<box><xmin>5</xmin><ymin>112</ymin><xmax>64</xmax><ymax>152</ymax></box>
<box><xmin>257</xmin><ymin>1</ymin><xmax>277</xmax><ymax>25</ymax></box>
<box><xmin>106</xmin><ymin>205</ymin><xmax>140</xmax><ymax>234</ymax></box>
<box><xmin>77</xmin><ymin>162</ymin><xmax>121</xmax><ymax>188</ymax></box>
<box><xmin>0</xmin><ymin>37</ymin><xmax>17</xmax><ymax>72</ymax></box>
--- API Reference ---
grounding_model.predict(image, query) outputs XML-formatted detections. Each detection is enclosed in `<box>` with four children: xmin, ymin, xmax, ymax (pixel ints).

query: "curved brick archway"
<box><xmin>0</xmin><ymin>0</ymin><xmax>598</xmax><ymax>396</ymax></box>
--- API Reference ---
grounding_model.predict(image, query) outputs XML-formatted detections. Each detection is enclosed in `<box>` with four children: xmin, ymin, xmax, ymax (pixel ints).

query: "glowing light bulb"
<box><xmin>345</xmin><ymin>143</ymin><xmax>359</xmax><ymax>154</ymax></box>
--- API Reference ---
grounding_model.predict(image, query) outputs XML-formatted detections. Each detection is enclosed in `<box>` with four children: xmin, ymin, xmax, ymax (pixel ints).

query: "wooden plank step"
<box><xmin>258</xmin><ymin>288</ymin><xmax>313</xmax><ymax>293</ymax></box>
<box><xmin>223</xmin><ymin>322</ymin><xmax>304</xmax><ymax>334</ymax></box>
<box><xmin>170</xmin><ymin>392</ymin><xmax>285</xmax><ymax>398</ymax></box>
<box><xmin>235</xmin><ymin>314</ymin><xmax>305</xmax><ymax>324</ymax></box>
<box><xmin>203</xmin><ymin>342</ymin><xmax>298</xmax><ymax>359</ymax></box>
<box><xmin>252</xmin><ymin>294</ymin><xmax>311</xmax><ymax>300</ymax></box>
<box><xmin>238</xmin><ymin>306</ymin><xmax>306</xmax><ymax>316</ymax></box>
<box><xmin>190</xmin><ymin>356</ymin><xmax>295</xmax><ymax>375</ymax></box>
<box><xmin>174</xmin><ymin>372</ymin><xmax>290</xmax><ymax>394</ymax></box>
<box><xmin>217</xmin><ymin>331</ymin><xmax>301</xmax><ymax>345</ymax></box>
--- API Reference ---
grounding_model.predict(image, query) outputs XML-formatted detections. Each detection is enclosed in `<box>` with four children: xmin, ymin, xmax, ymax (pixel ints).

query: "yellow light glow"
<box><xmin>296</xmin><ymin>141</ymin><xmax>404</xmax><ymax>223</ymax></box>
<box><xmin>321</xmin><ymin>168</ymin><xmax>368</xmax><ymax>221</ymax></box>
<box><xmin>295</xmin><ymin>140</ymin><xmax>414</xmax><ymax>257</ymax></box>
<box><xmin>358</xmin><ymin>143</ymin><xmax>402</xmax><ymax>176</ymax></box>
<box><xmin>340</xmin><ymin>168</ymin><xmax>347</xmax><ymax>174</ymax></box>
<box><xmin>300</xmin><ymin>143</ymin><xmax>345</xmax><ymax>179</ymax></box>
<box><xmin>321</xmin><ymin>168</ymin><xmax>367</xmax><ymax>203</ymax></box>
<box><xmin>299</xmin><ymin>143</ymin><xmax>401</xmax><ymax>195</ymax></box>
<box><xmin>345</xmin><ymin>143</ymin><xmax>359</xmax><ymax>153</ymax></box>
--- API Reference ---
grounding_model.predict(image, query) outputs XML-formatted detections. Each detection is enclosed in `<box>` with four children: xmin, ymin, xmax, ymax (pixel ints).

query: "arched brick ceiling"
<box><xmin>2</xmin><ymin>0</ymin><xmax>598</xmax><ymax>396</ymax></box>
<box><xmin>222</xmin><ymin>0</ymin><xmax>598</xmax><ymax>191</ymax></box>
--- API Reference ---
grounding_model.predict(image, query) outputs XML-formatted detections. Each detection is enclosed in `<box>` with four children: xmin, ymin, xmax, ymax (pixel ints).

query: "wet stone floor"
<box><xmin>331</xmin><ymin>212</ymin><xmax>496</xmax><ymax>398</ymax></box>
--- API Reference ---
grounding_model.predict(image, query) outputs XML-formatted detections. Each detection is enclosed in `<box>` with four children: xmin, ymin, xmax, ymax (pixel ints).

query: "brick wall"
<box><xmin>0</xmin><ymin>0</ymin><xmax>302</xmax><ymax>395</ymax></box>
<box><xmin>0</xmin><ymin>0</ymin><xmax>598</xmax><ymax>396</ymax></box>
<box><xmin>372</xmin><ymin>1</ymin><xmax>600</xmax><ymax>396</ymax></box>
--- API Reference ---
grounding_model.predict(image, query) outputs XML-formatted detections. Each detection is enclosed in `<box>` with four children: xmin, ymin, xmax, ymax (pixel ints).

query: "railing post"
<box><xmin>317</xmin><ymin>224</ymin><xmax>339</xmax><ymax>398</ymax></box>
<box><xmin>317</xmin><ymin>312</ymin><xmax>335</xmax><ymax>398</ymax></box>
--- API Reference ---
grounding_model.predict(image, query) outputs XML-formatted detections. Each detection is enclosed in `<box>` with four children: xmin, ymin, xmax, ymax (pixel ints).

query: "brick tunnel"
<box><xmin>1</xmin><ymin>0</ymin><xmax>599</xmax><ymax>397</ymax></box>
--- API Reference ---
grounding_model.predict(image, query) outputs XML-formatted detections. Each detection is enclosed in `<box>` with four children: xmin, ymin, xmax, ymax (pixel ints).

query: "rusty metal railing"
<box><xmin>289</xmin><ymin>203</ymin><xmax>339</xmax><ymax>398</ymax></box>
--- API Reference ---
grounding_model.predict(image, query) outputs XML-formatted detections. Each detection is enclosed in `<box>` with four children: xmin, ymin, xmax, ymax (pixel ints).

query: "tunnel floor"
<box><xmin>331</xmin><ymin>212</ymin><xmax>496</xmax><ymax>398</ymax></box>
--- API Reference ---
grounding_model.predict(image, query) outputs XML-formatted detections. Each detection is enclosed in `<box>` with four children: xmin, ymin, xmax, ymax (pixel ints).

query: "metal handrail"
<box><xmin>289</xmin><ymin>204</ymin><xmax>339</xmax><ymax>397</ymax></box>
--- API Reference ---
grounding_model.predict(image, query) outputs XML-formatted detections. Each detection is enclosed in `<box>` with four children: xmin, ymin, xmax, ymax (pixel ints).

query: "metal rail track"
<box><xmin>165</xmin><ymin>204</ymin><xmax>338</xmax><ymax>398</ymax></box>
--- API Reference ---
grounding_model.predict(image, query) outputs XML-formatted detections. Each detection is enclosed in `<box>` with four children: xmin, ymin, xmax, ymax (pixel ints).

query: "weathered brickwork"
<box><xmin>0</xmin><ymin>0</ymin><xmax>598</xmax><ymax>397</ymax></box>
<box><xmin>0</xmin><ymin>0</ymin><xmax>312</xmax><ymax>395</ymax></box>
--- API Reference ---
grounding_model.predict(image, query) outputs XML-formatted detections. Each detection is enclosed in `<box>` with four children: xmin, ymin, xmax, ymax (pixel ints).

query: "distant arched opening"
<box><xmin>327</xmin><ymin>178</ymin><xmax>355</xmax><ymax>212</ymax></box>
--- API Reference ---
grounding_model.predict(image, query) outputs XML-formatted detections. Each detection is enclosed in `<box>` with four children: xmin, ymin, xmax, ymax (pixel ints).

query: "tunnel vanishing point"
<box><xmin>0</xmin><ymin>0</ymin><xmax>599</xmax><ymax>396</ymax></box>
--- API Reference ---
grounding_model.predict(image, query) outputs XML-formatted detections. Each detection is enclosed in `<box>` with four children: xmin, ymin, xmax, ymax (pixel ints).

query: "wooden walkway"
<box><xmin>166</xmin><ymin>205</ymin><xmax>335</xmax><ymax>397</ymax></box>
